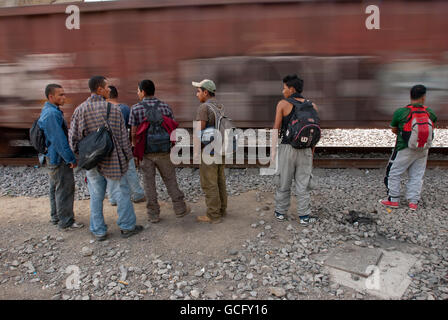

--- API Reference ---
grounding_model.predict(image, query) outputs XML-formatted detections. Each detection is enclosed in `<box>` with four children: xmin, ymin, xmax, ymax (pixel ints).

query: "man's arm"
<box><xmin>428</xmin><ymin>107</ymin><xmax>438</xmax><ymax>125</ymax></box>
<box><xmin>131</xmin><ymin>126</ymin><xmax>138</xmax><ymax>148</ymax></box>
<box><xmin>68</xmin><ymin>108</ymin><xmax>81</xmax><ymax>155</ymax></box>
<box><xmin>271</xmin><ymin>100</ymin><xmax>287</xmax><ymax>162</ymax></box>
<box><xmin>117</xmin><ymin>110</ymin><xmax>132</xmax><ymax>161</ymax></box>
<box><xmin>45</xmin><ymin>112</ymin><xmax>76</xmax><ymax>165</ymax></box>
<box><xmin>389</xmin><ymin>108</ymin><xmax>402</xmax><ymax>136</ymax></box>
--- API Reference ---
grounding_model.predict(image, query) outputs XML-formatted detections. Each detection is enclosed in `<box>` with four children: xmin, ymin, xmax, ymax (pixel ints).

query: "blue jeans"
<box><xmin>86</xmin><ymin>167</ymin><xmax>137</xmax><ymax>237</ymax></box>
<box><xmin>107</xmin><ymin>158</ymin><xmax>145</xmax><ymax>204</ymax></box>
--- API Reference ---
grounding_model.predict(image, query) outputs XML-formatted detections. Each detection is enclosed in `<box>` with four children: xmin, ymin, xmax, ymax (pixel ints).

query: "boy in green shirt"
<box><xmin>380</xmin><ymin>84</ymin><xmax>437</xmax><ymax>211</ymax></box>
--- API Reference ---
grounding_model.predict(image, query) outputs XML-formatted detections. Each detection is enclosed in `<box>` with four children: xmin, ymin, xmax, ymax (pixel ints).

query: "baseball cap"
<box><xmin>192</xmin><ymin>79</ymin><xmax>216</xmax><ymax>93</ymax></box>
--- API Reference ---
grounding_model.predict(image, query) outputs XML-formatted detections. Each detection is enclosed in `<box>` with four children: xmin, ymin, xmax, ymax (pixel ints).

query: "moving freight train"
<box><xmin>0</xmin><ymin>0</ymin><xmax>447</xmax><ymax>154</ymax></box>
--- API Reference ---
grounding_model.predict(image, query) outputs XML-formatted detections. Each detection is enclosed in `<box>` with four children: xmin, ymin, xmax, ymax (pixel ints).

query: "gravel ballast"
<box><xmin>0</xmin><ymin>129</ymin><xmax>447</xmax><ymax>300</ymax></box>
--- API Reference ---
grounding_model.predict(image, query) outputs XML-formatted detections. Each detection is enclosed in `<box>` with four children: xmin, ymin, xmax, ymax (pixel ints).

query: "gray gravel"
<box><xmin>318</xmin><ymin>129</ymin><xmax>448</xmax><ymax>147</ymax></box>
<box><xmin>1</xmin><ymin>164</ymin><xmax>447</xmax><ymax>300</ymax></box>
<box><xmin>1</xmin><ymin>129</ymin><xmax>447</xmax><ymax>300</ymax></box>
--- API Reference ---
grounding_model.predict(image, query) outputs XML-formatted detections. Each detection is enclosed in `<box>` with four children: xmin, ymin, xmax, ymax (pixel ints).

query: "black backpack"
<box><xmin>144</xmin><ymin>101</ymin><xmax>171</xmax><ymax>154</ymax></box>
<box><xmin>78</xmin><ymin>103</ymin><xmax>114</xmax><ymax>170</ymax></box>
<box><xmin>283</xmin><ymin>98</ymin><xmax>321</xmax><ymax>149</ymax></box>
<box><xmin>29</xmin><ymin>119</ymin><xmax>47</xmax><ymax>154</ymax></box>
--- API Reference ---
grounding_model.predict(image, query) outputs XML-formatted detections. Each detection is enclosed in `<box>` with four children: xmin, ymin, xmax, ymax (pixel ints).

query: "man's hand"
<box><xmin>193</xmin><ymin>152</ymin><xmax>201</xmax><ymax>164</ymax></box>
<box><xmin>69</xmin><ymin>162</ymin><xmax>77</xmax><ymax>169</ymax></box>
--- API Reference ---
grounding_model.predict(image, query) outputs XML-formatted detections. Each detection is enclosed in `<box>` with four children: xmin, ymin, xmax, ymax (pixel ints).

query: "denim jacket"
<box><xmin>38</xmin><ymin>102</ymin><xmax>76</xmax><ymax>165</ymax></box>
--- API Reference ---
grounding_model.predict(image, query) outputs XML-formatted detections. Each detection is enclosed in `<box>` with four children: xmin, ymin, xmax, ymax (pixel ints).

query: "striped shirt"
<box><xmin>129</xmin><ymin>97</ymin><xmax>174</xmax><ymax>127</ymax></box>
<box><xmin>69</xmin><ymin>94</ymin><xmax>132</xmax><ymax>180</ymax></box>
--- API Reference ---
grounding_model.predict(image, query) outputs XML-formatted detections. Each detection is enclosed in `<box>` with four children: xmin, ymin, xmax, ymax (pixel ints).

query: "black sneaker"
<box><xmin>59</xmin><ymin>222</ymin><xmax>84</xmax><ymax>231</ymax></box>
<box><xmin>299</xmin><ymin>216</ymin><xmax>318</xmax><ymax>225</ymax></box>
<box><xmin>274</xmin><ymin>211</ymin><xmax>286</xmax><ymax>222</ymax></box>
<box><xmin>120</xmin><ymin>225</ymin><xmax>144</xmax><ymax>239</ymax></box>
<box><xmin>95</xmin><ymin>234</ymin><xmax>107</xmax><ymax>242</ymax></box>
<box><xmin>50</xmin><ymin>219</ymin><xmax>59</xmax><ymax>225</ymax></box>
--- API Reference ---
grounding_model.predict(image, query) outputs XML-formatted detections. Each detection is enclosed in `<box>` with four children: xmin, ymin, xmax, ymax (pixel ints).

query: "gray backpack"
<box><xmin>206</xmin><ymin>103</ymin><xmax>237</xmax><ymax>156</ymax></box>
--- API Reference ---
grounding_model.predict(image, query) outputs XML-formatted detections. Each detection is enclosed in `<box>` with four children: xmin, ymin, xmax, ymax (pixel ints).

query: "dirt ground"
<box><xmin>0</xmin><ymin>190</ymin><xmax>311</xmax><ymax>300</ymax></box>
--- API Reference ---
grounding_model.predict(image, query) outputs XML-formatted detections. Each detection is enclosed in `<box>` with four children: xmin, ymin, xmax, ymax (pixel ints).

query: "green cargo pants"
<box><xmin>200</xmin><ymin>160</ymin><xmax>227</xmax><ymax>220</ymax></box>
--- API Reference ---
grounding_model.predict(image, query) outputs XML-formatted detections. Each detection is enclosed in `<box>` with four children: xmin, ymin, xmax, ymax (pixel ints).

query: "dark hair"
<box><xmin>89</xmin><ymin>76</ymin><xmax>106</xmax><ymax>93</ymax></box>
<box><xmin>410</xmin><ymin>84</ymin><xmax>426</xmax><ymax>100</ymax></box>
<box><xmin>200</xmin><ymin>87</ymin><xmax>215</xmax><ymax>97</ymax></box>
<box><xmin>45</xmin><ymin>84</ymin><xmax>62</xmax><ymax>99</ymax></box>
<box><xmin>109</xmin><ymin>85</ymin><xmax>118</xmax><ymax>99</ymax></box>
<box><xmin>138</xmin><ymin>79</ymin><xmax>155</xmax><ymax>96</ymax></box>
<box><xmin>283</xmin><ymin>74</ymin><xmax>304</xmax><ymax>93</ymax></box>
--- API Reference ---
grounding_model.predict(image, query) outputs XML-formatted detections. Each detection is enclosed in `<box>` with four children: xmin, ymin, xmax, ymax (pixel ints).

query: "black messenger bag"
<box><xmin>78</xmin><ymin>103</ymin><xmax>114</xmax><ymax>170</ymax></box>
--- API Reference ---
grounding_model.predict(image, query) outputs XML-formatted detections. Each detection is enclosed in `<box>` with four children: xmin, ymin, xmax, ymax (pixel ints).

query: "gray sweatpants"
<box><xmin>274</xmin><ymin>144</ymin><xmax>313</xmax><ymax>217</ymax></box>
<box><xmin>384</xmin><ymin>147</ymin><xmax>429</xmax><ymax>203</ymax></box>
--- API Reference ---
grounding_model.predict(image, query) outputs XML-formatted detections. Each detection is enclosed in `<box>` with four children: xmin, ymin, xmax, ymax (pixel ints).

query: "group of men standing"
<box><xmin>37</xmin><ymin>74</ymin><xmax>436</xmax><ymax>241</ymax></box>
<box><xmin>37</xmin><ymin>76</ymin><xmax>230</xmax><ymax>240</ymax></box>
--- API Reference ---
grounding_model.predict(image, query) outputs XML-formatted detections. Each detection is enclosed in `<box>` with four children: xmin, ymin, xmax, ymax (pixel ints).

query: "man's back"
<box><xmin>69</xmin><ymin>94</ymin><xmax>132</xmax><ymax>179</ymax></box>
<box><xmin>391</xmin><ymin>105</ymin><xmax>437</xmax><ymax>151</ymax></box>
<box><xmin>129</xmin><ymin>97</ymin><xmax>174</xmax><ymax>127</ymax></box>
<box><xmin>196</xmin><ymin>98</ymin><xmax>224</xmax><ymax>129</ymax></box>
<box><xmin>118</xmin><ymin>103</ymin><xmax>130</xmax><ymax>127</ymax></box>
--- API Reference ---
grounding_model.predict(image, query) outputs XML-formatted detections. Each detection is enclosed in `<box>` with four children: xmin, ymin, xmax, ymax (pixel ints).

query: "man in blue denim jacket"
<box><xmin>38</xmin><ymin>84</ymin><xmax>84</xmax><ymax>230</ymax></box>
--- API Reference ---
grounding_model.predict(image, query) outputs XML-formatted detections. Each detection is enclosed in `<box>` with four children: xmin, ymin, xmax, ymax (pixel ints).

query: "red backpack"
<box><xmin>402</xmin><ymin>104</ymin><xmax>433</xmax><ymax>150</ymax></box>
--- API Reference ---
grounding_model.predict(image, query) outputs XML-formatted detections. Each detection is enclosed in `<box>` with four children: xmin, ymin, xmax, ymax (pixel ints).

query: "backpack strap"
<box><xmin>102</xmin><ymin>102</ymin><xmax>112</xmax><ymax>130</ymax></box>
<box><xmin>405</xmin><ymin>104</ymin><xmax>429</xmax><ymax>121</ymax></box>
<box><xmin>143</xmin><ymin>100</ymin><xmax>162</xmax><ymax>123</ymax></box>
<box><xmin>285</xmin><ymin>97</ymin><xmax>312</xmax><ymax>111</ymax></box>
<box><xmin>205</xmin><ymin>102</ymin><xmax>223</xmax><ymax>129</ymax></box>
<box><xmin>104</xmin><ymin>102</ymin><xmax>129</xmax><ymax>163</ymax></box>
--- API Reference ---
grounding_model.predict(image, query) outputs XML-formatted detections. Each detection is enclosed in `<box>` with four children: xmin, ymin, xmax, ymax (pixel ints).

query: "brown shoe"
<box><xmin>148</xmin><ymin>215</ymin><xmax>161</xmax><ymax>223</ymax></box>
<box><xmin>196</xmin><ymin>215</ymin><xmax>222</xmax><ymax>224</ymax></box>
<box><xmin>132</xmin><ymin>197</ymin><xmax>146</xmax><ymax>204</ymax></box>
<box><xmin>176</xmin><ymin>205</ymin><xmax>191</xmax><ymax>218</ymax></box>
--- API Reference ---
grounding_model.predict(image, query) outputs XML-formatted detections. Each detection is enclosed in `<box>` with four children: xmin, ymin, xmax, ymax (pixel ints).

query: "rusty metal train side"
<box><xmin>0</xmin><ymin>0</ymin><xmax>447</xmax><ymax>147</ymax></box>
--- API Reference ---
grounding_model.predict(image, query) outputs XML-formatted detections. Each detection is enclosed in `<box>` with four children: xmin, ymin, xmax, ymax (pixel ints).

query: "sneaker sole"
<box><xmin>196</xmin><ymin>217</ymin><xmax>222</xmax><ymax>224</ymax></box>
<box><xmin>120</xmin><ymin>226</ymin><xmax>144</xmax><ymax>238</ymax></box>
<box><xmin>176</xmin><ymin>207</ymin><xmax>191</xmax><ymax>218</ymax></box>
<box><xmin>378</xmin><ymin>199</ymin><xmax>399</xmax><ymax>208</ymax></box>
<box><xmin>96</xmin><ymin>235</ymin><xmax>107</xmax><ymax>241</ymax></box>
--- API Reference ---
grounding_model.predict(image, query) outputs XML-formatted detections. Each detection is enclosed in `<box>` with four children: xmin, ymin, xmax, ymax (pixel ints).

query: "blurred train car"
<box><xmin>0</xmin><ymin>0</ymin><xmax>447</xmax><ymax>154</ymax></box>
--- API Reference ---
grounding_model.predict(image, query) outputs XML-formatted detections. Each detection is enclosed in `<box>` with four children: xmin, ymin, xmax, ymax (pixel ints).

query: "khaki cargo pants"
<box><xmin>141</xmin><ymin>152</ymin><xmax>187</xmax><ymax>219</ymax></box>
<box><xmin>200</xmin><ymin>159</ymin><xmax>227</xmax><ymax>220</ymax></box>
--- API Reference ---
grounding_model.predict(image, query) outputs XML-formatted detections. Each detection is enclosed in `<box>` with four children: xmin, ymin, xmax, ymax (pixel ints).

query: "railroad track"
<box><xmin>1</xmin><ymin>147</ymin><xmax>447</xmax><ymax>169</ymax></box>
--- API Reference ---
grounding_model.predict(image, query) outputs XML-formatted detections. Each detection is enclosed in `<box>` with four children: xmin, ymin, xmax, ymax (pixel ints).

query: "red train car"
<box><xmin>0</xmin><ymin>0</ymin><xmax>447</xmax><ymax>153</ymax></box>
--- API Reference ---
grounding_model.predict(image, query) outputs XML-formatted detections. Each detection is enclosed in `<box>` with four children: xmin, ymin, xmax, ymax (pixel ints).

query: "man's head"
<box><xmin>89</xmin><ymin>76</ymin><xmax>110</xmax><ymax>99</ymax></box>
<box><xmin>108</xmin><ymin>85</ymin><xmax>118</xmax><ymax>100</ymax></box>
<box><xmin>192</xmin><ymin>79</ymin><xmax>216</xmax><ymax>103</ymax></box>
<box><xmin>410</xmin><ymin>84</ymin><xmax>426</xmax><ymax>104</ymax></box>
<box><xmin>45</xmin><ymin>84</ymin><xmax>65</xmax><ymax>106</ymax></box>
<box><xmin>282</xmin><ymin>74</ymin><xmax>304</xmax><ymax>99</ymax></box>
<box><xmin>137</xmin><ymin>79</ymin><xmax>155</xmax><ymax>101</ymax></box>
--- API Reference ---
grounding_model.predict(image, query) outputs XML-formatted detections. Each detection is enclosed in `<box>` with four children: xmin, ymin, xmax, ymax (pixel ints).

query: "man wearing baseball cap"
<box><xmin>192</xmin><ymin>79</ymin><xmax>227</xmax><ymax>224</ymax></box>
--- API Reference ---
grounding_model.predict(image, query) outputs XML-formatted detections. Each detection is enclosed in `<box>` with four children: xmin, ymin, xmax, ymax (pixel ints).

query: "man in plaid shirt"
<box><xmin>129</xmin><ymin>79</ymin><xmax>190</xmax><ymax>223</ymax></box>
<box><xmin>69</xmin><ymin>76</ymin><xmax>143</xmax><ymax>241</ymax></box>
